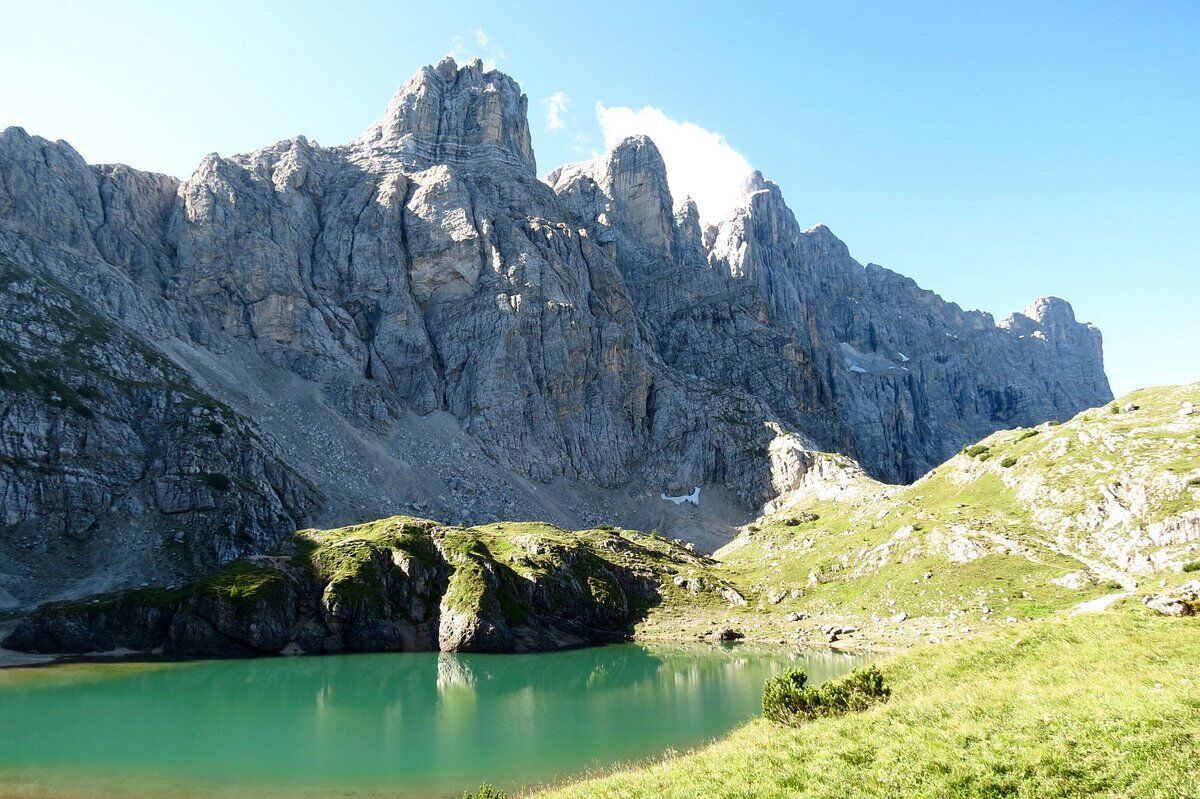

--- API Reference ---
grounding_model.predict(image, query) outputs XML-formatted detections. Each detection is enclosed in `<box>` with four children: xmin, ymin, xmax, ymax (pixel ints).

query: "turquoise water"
<box><xmin>0</xmin><ymin>645</ymin><xmax>864</xmax><ymax>798</ymax></box>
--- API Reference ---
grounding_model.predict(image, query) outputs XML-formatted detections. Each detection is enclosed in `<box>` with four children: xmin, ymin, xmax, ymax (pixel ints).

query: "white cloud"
<box><xmin>595</xmin><ymin>103</ymin><xmax>754</xmax><ymax>224</ymax></box>
<box><xmin>447</xmin><ymin>28</ymin><xmax>506</xmax><ymax>71</ymax></box>
<box><xmin>541</xmin><ymin>92</ymin><xmax>597</xmax><ymax>156</ymax></box>
<box><xmin>543</xmin><ymin>92</ymin><xmax>569</xmax><ymax>131</ymax></box>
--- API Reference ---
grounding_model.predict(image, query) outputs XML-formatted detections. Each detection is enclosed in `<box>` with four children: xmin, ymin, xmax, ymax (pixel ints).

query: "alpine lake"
<box><xmin>0</xmin><ymin>643</ymin><xmax>865</xmax><ymax>798</ymax></box>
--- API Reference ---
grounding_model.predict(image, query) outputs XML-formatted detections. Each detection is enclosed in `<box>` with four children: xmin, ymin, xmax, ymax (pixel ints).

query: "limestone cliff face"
<box><xmin>361</xmin><ymin>57</ymin><xmax>535</xmax><ymax>174</ymax></box>
<box><xmin>701</xmin><ymin>173</ymin><xmax>1111</xmax><ymax>481</ymax></box>
<box><xmin>549</xmin><ymin>145</ymin><xmax>1110</xmax><ymax>483</ymax></box>
<box><xmin>0</xmin><ymin>258</ymin><xmax>319</xmax><ymax>608</ymax></box>
<box><xmin>0</xmin><ymin>58</ymin><xmax>1111</xmax><ymax>606</ymax></box>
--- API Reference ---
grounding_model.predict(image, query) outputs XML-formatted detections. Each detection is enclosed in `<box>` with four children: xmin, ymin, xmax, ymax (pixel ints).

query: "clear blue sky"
<box><xmin>2</xmin><ymin>1</ymin><xmax>1196</xmax><ymax>395</ymax></box>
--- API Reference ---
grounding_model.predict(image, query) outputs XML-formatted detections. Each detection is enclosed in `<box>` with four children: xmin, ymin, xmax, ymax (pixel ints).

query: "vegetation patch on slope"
<box><xmin>698</xmin><ymin>384</ymin><xmax>1200</xmax><ymax>649</ymax></box>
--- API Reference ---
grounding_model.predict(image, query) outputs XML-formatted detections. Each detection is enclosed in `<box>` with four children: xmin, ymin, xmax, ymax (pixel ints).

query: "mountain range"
<box><xmin>0</xmin><ymin>57</ymin><xmax>1111</xmax><ymax>608</ymax></box>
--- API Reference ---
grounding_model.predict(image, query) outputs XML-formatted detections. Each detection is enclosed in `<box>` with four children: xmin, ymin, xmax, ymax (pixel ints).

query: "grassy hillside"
<box><xmin>667</xmin><ymin>384</ymin><xmax>1200</xmax><ymax>648</ymax></box>
<box><xmin>535</xmin><ymin>604</ymin><xmax>1199</xmax><ymax>799</ymax></box>
<box><xmin>529</xmin><ymin>384</ymin><xmax>1200</xmax><ymax>798</ymax></box>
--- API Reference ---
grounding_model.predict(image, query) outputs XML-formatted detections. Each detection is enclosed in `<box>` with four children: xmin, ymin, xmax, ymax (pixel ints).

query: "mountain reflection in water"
<box><xmin>0</xmin><ymin>643</ymin><xmax>865</xmax><ymax>798</ymax></box>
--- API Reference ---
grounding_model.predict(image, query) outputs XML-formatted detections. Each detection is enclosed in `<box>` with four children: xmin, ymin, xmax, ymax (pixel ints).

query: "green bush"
<box><xmin>1000</xmin><ymin>455</ymin><xmax>1018</xmax><ymax>468</ymax></box>
<box><xmin>200</xmin><ymin>472</ymin><xmax>232</xmax><ymax>492</ymax></box>
<box><xmin>1183</xmin><ymin>561</ymin><xmax>1200</xmax><ymax>574</ymax></box>
<box><xmin>762</xmin><ymin>665</ymin><xmax>890</xmax><ymax>726</ymax></box>
<box><xmin>1017</xmin><ymin>429</ymin><xmax>1039</xmax><ymax>441</ymax></box>
<box><xmin>462</xmin><ymin>785</ymin><xmax>507</xmax><ymax>799</ymax></box>
<box><xmin>963</xmin><ymin>444</ymin><xmax>991</xmax><ymax>459</ymax></box>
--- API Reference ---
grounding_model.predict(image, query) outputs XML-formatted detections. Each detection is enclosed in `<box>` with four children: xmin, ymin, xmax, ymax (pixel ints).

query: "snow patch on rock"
<box><xmin>661</xmin><ymin>486</ymin><xmax>701</xmax><ymax>506</ymax></box>
<box><xmin>840</xmin><ymin>342</ymin><xmax>908</xmax><ymax>375</ymax></box>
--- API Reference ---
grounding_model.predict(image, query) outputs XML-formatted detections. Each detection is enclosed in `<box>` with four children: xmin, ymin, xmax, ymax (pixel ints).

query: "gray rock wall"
<box><xmin>0</xmin><ymin>57</ymin><xmax>1111</xmax><ymax>604</ymax></box>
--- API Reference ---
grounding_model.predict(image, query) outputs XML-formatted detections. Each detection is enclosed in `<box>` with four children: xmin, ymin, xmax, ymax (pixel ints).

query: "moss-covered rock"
<box><xmin>2</xmin><ymin>516</ymin><xmax>716</xmax><ymax>657</ymax></box>
<box><xmin>0</xmin><ymin>587</ymin><xmax>180</xmax><ymax>653</ymax></box>
<box><xmin>164</xmin><ymin>560</ymin><xmax>300</xmax><ymax>656</ymax></box>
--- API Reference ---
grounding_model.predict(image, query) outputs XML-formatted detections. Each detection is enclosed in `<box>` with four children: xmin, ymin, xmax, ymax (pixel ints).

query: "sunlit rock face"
<box><xmin>361</xmin><ymin>56</ymin><xmax>536</xmax><ymax>175</ymax></box>
<box><xmin>0</xmin><ymin>58</ymin><xmax>1111</xmax><ymax>604</ymax></box>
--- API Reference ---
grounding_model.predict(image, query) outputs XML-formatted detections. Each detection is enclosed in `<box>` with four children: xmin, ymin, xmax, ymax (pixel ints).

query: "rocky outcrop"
<box><xmin>361</xmin><ymin>57</ymin><xmax>536</xmax><ymax>175</ymax></box>
<box><xmin>1143</xmin><ymin>581</ymin><xmax>1199</xmax><ymax>617</ymax></box>
<box><xmin>2</xmin><ymin>517</ymin><xmax>728</xmax><ymax>656</ymax></box>
<box><xmin>0</xmin><ymin>588</ymin><xmax>177</xmax><ymax>653</ymax></box>
<box><xmin>0</xmin><ymin>58</ymin><xmax>1111</xmax><ymax>606</ymax></box>
<box><xmin>0</xmin><ymin>258</ymin><xmax>319</xmax><ymax>607</ymax></box>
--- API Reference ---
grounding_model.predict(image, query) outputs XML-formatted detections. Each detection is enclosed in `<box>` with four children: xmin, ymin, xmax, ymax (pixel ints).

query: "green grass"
<box><xmin>192</xmin><ymin>560</ymin><xmax>290</xmax><ymax>602</ymax></box>
<box><xmin>32</xmin><ymin>585</ymin><xmax>184</xmax><ymax>616</ymax></box>
<box><xmin>283</xmin><ymin>516</ymin><xmax>725</xmax><ymax>628</ymax></box>
<box><xmin>533</xmin><ymin>608</ymin><xmax>1200</xmax><ymax>799</ymax></box>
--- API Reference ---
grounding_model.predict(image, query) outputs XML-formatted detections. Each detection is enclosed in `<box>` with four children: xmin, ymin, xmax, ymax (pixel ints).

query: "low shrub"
<box><xmin>963</xmin><ymin>444</ymin><xmax>991</xmax><ymax>459</ymax></box>
<box><xmin>200</xmin><ymin>472</ymin><xmax>232</xmax><ymax>492</ymax></box>
<box><xmin>462</xmin><ymin>786</ymin><xmax>507</xmax><ymax>799</ymax></box>
<box><xmin>762</xmin><ymin>665</ymin><xmax>889</xmax><ymax>726</ymax></box>
<box><xmin>1017</xmin><ymin>429</ymin><xmax>1040</xmax><ymax>441</ymax></box>
<box><xmin>1183</xmin><ymin>561</ymin><xmax>1200</xmax><ymax>574</ymax></box>
<box><xmin>1000</xmin><ymin>455</ymin><xmax>1018</xmax><ymax>468</ymax></box>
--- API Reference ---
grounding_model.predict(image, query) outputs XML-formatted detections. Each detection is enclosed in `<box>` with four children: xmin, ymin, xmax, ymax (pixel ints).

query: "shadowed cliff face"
<box><xmin>0</xmin><ymin>258</ymin><xmax>319</xmax><ymax>608</ymax></box>
<box><xmin>0</xmin><ymin>57</ymin><xmax>1111</xmax><ymax>605</ymax></box>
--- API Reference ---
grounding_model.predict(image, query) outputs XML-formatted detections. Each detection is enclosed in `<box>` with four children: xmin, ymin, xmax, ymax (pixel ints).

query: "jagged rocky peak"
<box><xmin>706</xmin><ymin>169</ymin><xmax>804</xmax><ymax>278</ymax></box>
<box><xmin>725</xmin><ymin>170</ymin><xmax>844</xmax><ymax>259</ymax></box>
<box><xmin>674</xmin><ymin>196</ymin><xmax>703</xmax><ymax>240</ymax></box>
<box><xmin>999</xmin><ymin>296</ymin><xmax>1105</xmax><ymax>388</ymax></box>
<box><xmin>1025</xmin><ymin>296</ymin><xmax>1079</xmax><ymax>326</ymax></box>
<box><xmin>739</xmin><ymin>169</ymin><xmax>770</xmax><ymax>195</ymax></box>
<box><xmin>0</xmin><ymin>57</ymin><xmax>1117</xmax><ymax>607</ymax></box>
<box><xmin>359</xmin><ymin>56</ymin><xmax>535</xmax><ymax>175</ymax></box>
<box><xmin>1001</xmin><ymin>296</ymin><xmax>1088</xmax><ymax>337</ymax></box>
<box><xmin>547</xmin><ymin>134</ymin><xmax>676</xmax><ymax>254</ymax></box>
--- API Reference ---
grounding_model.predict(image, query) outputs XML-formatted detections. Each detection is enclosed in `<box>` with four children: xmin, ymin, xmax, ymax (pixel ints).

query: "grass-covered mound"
<box><xmin>4</xmin><ymin>517</ymin><xmax>745</xmax><ymax>656</ymax></box>
<box><xmin>534</xmin><ymin>605</ymin><xmax>1200</xmax><ymax>799</ymax></box>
